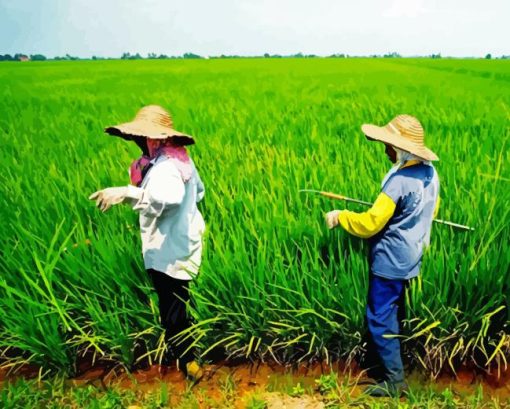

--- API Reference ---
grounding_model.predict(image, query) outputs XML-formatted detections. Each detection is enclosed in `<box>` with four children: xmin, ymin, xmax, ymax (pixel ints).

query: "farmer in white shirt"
<box><xmin>89</xmin><ymin>105</ymin><xmax>205</xmax><ymax>381</ymax></box>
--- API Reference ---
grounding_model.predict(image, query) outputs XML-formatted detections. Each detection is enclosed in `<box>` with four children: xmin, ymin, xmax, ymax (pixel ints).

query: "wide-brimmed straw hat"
<box><xmin>105</xmin><ymin>105</ymin><xmax>195</xmax><ymax>145</ymax></box>
<box><xmin>361</xmin><ymin>114</ymin><xmax>438</xmax><ymax>161</ymax></box>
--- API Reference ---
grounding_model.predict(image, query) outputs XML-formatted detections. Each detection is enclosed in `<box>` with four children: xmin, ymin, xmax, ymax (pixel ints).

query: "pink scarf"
<box><xmin>129</xmin><ymin>155</ymin><xmax>152</xmax><ymax>187</ymax></box>
<box><xmin>130</xmin><ymin>141</ymin><xmax>192</xmax><ymax>186</ymax></box>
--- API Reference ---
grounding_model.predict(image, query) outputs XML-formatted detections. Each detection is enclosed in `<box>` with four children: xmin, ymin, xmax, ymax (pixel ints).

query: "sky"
<box><xmin>1</xmin><ymin>0</ymin><xmax>509</xmax><ymax>58</ymax></box>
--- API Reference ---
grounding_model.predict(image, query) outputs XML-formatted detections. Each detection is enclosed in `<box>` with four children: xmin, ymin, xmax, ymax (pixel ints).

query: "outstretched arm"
<box><xmin>89</xmin><ymin>161</ymin><xmax>185</xmax><ymax>217</ymax></box>
<box><xmin>337</xmin><ymin>192</ymin><xmax>396</xmax><ymax>238</ymax></box>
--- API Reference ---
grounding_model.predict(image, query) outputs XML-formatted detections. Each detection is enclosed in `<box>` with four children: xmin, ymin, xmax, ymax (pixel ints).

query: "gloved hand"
<box><xmin>325</xmin><ymin>210</ymin><xmax>341</xmax><ymax>229</ymax></box>
<box><xmin>89</xmin><ymin>187</ymin><xmax>129</xmax><ymax>212</ymax></box>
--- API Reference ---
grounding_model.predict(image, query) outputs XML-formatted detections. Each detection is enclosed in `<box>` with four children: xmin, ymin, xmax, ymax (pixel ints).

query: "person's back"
<box><xmin>370</xmin><ymin>162</ymin><xmax>439</xmax><ymax>280</ymax></box>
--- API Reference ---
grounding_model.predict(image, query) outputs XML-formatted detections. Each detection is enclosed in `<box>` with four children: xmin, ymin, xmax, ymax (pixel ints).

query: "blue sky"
<box><xmin>1</xmin><ymin>0</ymin><xmax>508</xmax><ymax>57</ymax></box>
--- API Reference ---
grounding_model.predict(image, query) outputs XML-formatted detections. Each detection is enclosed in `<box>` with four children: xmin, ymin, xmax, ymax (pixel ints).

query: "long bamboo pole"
<box><xmin>299</xmin><ymin>189</ymin><xmax>474</xmax><ymax>232</ymax></box>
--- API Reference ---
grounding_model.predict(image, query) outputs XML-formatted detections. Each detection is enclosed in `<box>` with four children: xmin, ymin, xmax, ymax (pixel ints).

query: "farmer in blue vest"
<box><xmin>325</xmin><ymin>114</ymin><xmax>440</xmax><ymax>397</ymax></box>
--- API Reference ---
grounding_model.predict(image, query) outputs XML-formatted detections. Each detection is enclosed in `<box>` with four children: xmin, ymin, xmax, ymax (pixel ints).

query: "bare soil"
<box><xmin>2</xmin><ymin>361</ymin><xmax>509</xmax><ymax>408</ymax></box>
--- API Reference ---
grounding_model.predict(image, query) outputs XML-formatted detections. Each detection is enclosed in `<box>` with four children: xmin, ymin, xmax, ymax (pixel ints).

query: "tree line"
<box><xmin>1</xmin><ymin>52</ymin><xmax>508</xmax><ymax>61</ymax></box>
<box><xmin>0</xmin><ymin>53</ymin><xmax>47</xmax><ymax>61</ymax></box>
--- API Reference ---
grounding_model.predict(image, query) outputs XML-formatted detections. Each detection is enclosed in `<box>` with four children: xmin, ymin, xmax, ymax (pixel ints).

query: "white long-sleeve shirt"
<box><xmin>126</xmin><ymin>155</ymin><xmax>205</xmax><ymax>280</ymax></box>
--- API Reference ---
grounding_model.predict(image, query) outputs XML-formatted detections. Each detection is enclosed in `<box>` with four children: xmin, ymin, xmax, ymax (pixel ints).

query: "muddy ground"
<box><xmin>70</xmin><ymin>361</ymin><xmax>510</xmax><ymax>408</ymax></box>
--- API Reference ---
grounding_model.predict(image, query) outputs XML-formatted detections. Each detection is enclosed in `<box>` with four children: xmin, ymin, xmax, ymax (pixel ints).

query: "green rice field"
<box><xmin>0</xmin><ymin>58</ymin><xmax>509</xmax><ymax>379</ymax></box>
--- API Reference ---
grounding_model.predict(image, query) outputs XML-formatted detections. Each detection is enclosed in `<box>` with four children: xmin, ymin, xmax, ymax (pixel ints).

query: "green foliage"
<box><xmin>30</xmin><ymin>54</ymin><xmax>47</xmax><ymax>61</ymax></box>
<box><xmin>315</xmin><ymin>372</ymin><xmax>341</xmax><ymax>403</ymax></box>
<box><xmin>0</xmin><ymin>58</ymin><xmax>509</xmax><ymax>376</ymax></box>
<box><xmin>0</xmin><ymin>369</ymin><xmax>508</xmax><ymax>408</ymax></box>
<box><xmin>315</xmin><ymin>373</ymin><xmax>338</xmax><ymax>395</ymax></box>
<box><xmin>290</xmin><ymin>382</ymin><xmax>305</xmax><ymax>397</ymax></box>
<box><xmin>0</xmin><ymin>378</ymin><xmax>137</xmax><ymax>409</ymax></box>
<box><xmin>245</xmin><ymin>395</ymin><xmax>268</xmax><ymax>409</ymax></box>
<box><xmin>218</xmin><ymin>374</ymin><xmax>237</xmax><ymax>402</ymax></box>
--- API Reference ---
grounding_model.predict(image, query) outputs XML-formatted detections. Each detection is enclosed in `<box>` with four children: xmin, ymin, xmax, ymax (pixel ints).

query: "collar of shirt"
<box><xmin>400</xmin><ymin>159</ymin><xmax>422</xmax><ymax>169</ymax></box>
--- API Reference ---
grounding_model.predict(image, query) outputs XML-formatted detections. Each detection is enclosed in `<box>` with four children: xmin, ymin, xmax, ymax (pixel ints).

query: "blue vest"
<box><xmin>369</xmin><ymin>163</ymin><xmax>439</xmax><ymax>280</ymax></box>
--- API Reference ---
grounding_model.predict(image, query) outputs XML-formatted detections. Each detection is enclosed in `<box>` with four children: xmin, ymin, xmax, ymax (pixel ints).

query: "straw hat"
<box><xmin>105</xmin><ymin>105</ymin><xmax>195</xmax><ymax>145</ymax></box>
<box><xmin>361</xmin><ymin>114</ymin><xmax>438</xmax><ymax>161</ymax></box>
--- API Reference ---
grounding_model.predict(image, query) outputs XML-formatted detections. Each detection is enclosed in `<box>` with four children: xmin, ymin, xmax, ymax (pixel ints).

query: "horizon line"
<box><xmin>1</xmin><ymin>52</ymin><xmax>509</xmax><ymax>61</ymax></box>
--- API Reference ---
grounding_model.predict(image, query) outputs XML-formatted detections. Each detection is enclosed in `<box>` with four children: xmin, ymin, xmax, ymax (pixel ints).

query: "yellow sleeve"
<box><xmin>338</xmin><ymin>192</ymin><xmax>396</xmax><ymax>239</ymax></box>
<box><xmin>433</xmin><ymin>196</ymin><xmax>440</xmax><ymax>219</ymax></box>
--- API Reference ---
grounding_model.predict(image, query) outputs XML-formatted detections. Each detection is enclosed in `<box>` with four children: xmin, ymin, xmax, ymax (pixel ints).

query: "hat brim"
<box><xmin>361</xmin><ymin>124</ymin><xmax>438</xmax><ymax>161</ymax></box>
<box><xmin>105</xmin><ymin>121</ymin><xmax>195</xmax><ymax>145</ymax></box>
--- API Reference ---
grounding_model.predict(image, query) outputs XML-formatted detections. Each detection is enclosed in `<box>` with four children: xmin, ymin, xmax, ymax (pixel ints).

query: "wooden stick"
<box><xmin>299</xmin><ymin>189</ymin><xmax>474</xmax><ymax>232</ymax></box>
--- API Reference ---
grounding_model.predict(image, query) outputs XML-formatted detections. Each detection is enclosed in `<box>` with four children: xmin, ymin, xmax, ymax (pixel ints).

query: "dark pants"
<box><xmin>365</xmin><ymin>273</ymin><xmax>407</xmax><ymax>383</ymax></box>
<box><xmin>147</xmin><ymin>269</ymin><xmax>194</xmax><ymax>366</ymax></box>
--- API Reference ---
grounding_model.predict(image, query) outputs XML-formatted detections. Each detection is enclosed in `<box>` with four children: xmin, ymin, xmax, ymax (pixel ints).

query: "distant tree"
<box><xmin>120</xmin><ymin>52</ymin><xmax>142</xmax><ymax>60</ymax></box>
<box><xmin>485</xmin><ymin>53</ymin><xmax>492</xmax><ymax>59</ymax></box>
<box><xmin>1</xmin><ymin>54</ymin><xmax>14</xmax><ymax>61</ymax></box>
<box><xmin>383</xmin><ymin>52</ymin><xmax>401</xmax><ymax>58</ymax></box>
<box><xmin>430</xmin><ymin>53</ymin><xmax>442</xmax><ymax>59</ymax></box>
<box><xmin>329</xmin><ymin>53</ymin><xmax>346</xmax><ymax>58</ymax></box>
<box><xmin>30</xmin><ymin>54</ymin><xmax>47</xmax><ymax>61</ymax></box>
<box><xmin>157</xmin><ymin>54</ymin><xmax>169</xmax><ymax>59</ymax></box>
<box><xmin>183</xmin><ymin>52</ymin><xmax>203</xmax><ymax>59</ymax></box>
<box><xmin>147</xmin><ymin>52</ymin><xmax>157</xmax><ymax>59</ymax></box>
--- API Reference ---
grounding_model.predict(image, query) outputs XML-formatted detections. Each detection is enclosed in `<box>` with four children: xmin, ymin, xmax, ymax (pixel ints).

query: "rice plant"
<box><xmin>0</xmin><ymin>58</ymin><xmax>508</xmax><ymax>376</ymax></box>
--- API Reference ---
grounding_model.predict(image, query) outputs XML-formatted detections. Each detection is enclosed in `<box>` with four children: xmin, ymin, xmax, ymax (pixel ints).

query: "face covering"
<box><xmin>130</xmin><ymin>155</ymin><xmax>152</xmax><ymax>187</ymax></box>
<box><xmin>381</xmin><ymin>147</ymin><xmax>429</xmax><ymax>188</ymax></box>
<box><xmin>130</xmin><ymin>139</ymin><xmax>193</xmax><ymax>186</ymax></box>
<box><xmin>394</xmin><ymin>148</ymin><xmax>427</xmax><ymax>166</ymax></box>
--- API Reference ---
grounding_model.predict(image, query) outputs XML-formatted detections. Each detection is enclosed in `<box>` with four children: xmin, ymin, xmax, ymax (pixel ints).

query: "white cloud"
<box><xmin>383</xmin><ymin>0</ymin><xmax>430</xmax><ymax>18</ymax></box>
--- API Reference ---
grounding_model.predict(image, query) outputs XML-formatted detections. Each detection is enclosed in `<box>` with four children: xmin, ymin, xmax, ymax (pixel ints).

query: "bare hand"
<box><xmin>89</xmin><ymin>187</ymin><xmax>128</xmax><ymax>212</ymax></box>
<box><xmin>325</xmin><ymin>210</ymin><xmax>341</xmax><ymax>229</ymax></box>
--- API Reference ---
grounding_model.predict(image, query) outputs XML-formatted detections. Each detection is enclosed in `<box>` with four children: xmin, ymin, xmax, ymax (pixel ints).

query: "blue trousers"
<box><xmin>366</xmin><ymin>273</ymin><xmax>407</xmax><ymax>383</ymax></box>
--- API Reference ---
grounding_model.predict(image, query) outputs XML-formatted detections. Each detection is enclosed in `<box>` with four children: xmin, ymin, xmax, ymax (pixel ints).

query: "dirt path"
<box><xmin>2</xmin><ymin>361</ymin><xmax>509</xmax><ymax>408</ymax></box>
<box><xmin>66</xmin><ymin>361</ymin><xmax>510</xmax><ymax>408</ymax></box>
